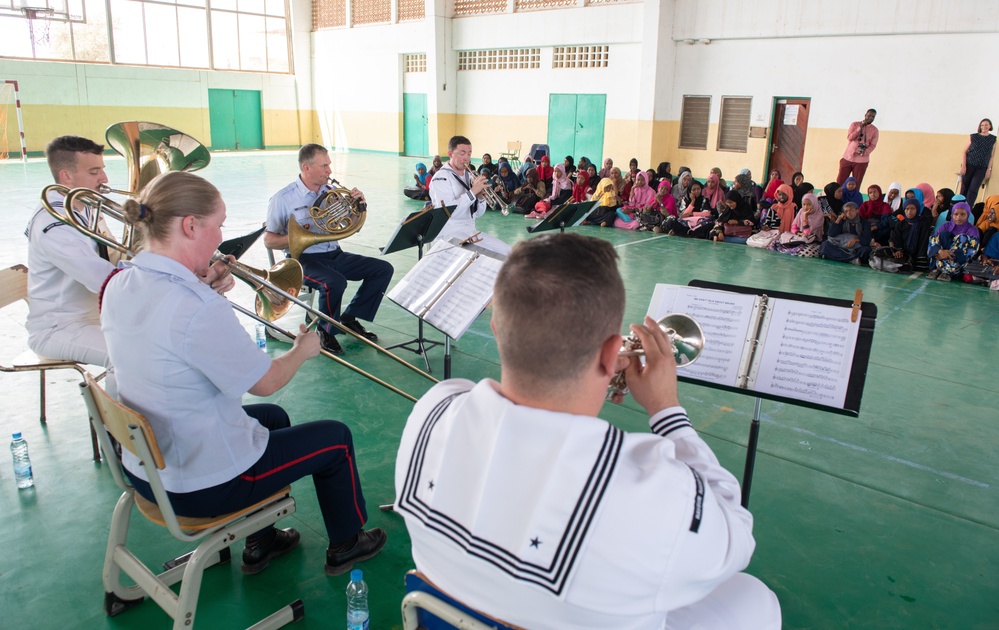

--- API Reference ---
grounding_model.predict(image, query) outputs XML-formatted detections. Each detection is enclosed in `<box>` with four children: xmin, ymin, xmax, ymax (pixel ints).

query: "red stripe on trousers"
<box><xmin>302</xmin><ymin>272</ymin><xmax>337</xmax><ymax>330</ymax></box>
<box><xmin>240</xmin><ymin>444</ymin><xmax>364</xmax><ymax>524</ymax></box>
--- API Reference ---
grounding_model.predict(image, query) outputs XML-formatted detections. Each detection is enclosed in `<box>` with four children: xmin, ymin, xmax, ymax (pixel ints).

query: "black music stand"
<box><xmin>218</xmin><ymin>224</ymin><xmax>266</xmax><ymax>260</ymax></box>
<box><xmin>381</xmin><ymin>204</ymin><xmax>453</xmax><ymax>372</ymax></box>
<box><xmin>526</xmin><ymin>200</ymin><xmax>599</xmax><ymax>234</ymax></box>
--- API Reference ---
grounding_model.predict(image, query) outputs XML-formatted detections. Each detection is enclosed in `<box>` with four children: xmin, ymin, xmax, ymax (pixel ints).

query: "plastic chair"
<box><xmin>528</xmin><ymin>144</ymin><xmax>549</xmax><ymax>162</ymax></box>
<box><xmin>0</xmin><ymin>264</ymin><xmax>102</xmax><ymax>460</ymax></box>
<box><xmin>401</xmin><ymin>570</ymin><xmax>520</xmax><ymax>630</ymax></box>
<box><xmin>80</xmin><ymin>373</ymin><xmax>303</xmax><ymax>629</ymax></box>
<box><xmin>498</xmin><ymin>141</ymin><xmax>522</xmax><ymax>169</ymax></box>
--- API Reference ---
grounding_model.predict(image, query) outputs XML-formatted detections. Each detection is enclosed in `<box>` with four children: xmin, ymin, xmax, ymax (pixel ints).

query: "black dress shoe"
<box><xmin>324</xmin><ymin>528</ymin><xmax>387</xmax><ymax>576</ymax></box>
<box><xmin>241</xmin><ymin>527</ymin><xmax>300</xmax><ymax>575</ymax></box>
<box><xmin>341</xmin><ymin>317</ymin><xmax>378</xmax><ymax>342</ymax></box>
<box><xmin>318</xmin><ymin>328</ymin><xmax>345</xmax><ymax>355</ymax></box>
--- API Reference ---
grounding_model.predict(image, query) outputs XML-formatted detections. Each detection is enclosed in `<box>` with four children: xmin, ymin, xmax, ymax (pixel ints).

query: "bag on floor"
<box><xmin>723</xmin><ymin>223</ymin><xmax>753</xmax><ymax>238</ymax></box>
<box><xmin>747</xmin><ymin>229</ymin><xmax>779</xmax><ymax>248</ymax></box>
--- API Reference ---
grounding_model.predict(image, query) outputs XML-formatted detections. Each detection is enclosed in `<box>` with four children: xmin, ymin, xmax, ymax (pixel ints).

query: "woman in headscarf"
<box><xmin>734</xmin><ymin>170</ymin><xmax>758</xmax><ymax>213</ymax></box>
<box><xmin>638</xmin><ymin>180</ymin><xmax>679</xmax><ymax>232</ymax></box>
<box><xmin>792</xmin><ymin>180</ymin><xmax>814</xmax><ymax>210</ymax></box>
<box><xmin>645</xmin><ymin>168</ymin><xmax>659</xmax><ymax>190</ymax></box>
<box><xmin>771</xmin><ymin>192</ymin><xmax>824</xmax><ymax>256</ymax></box>
<box><xmin>517</xmin><ymin>155</ymin><xmax>535</xmax><ymax>179</ymax></box>
<box><xmin>974</xmin><ymin>194</ymin><xmax>999</xmax><ymax>250</ymax></box>
<box><xmin>612</xmin><ymin>167</ymin><xmax>631</xmax><ymax>203</ymax></box>
<box><xmin>841</xmin><ymin>177</ymin><xmax>864</xmax><ymax>207</ymax></box>
<box><xmin>663</xmin><ymin>180</ymin><xmax>715</xmax><ymax>238</ymax></box>
<box><xmin>656</xmin><ymin>162</ymin><xmax>672</xmax><ymax>186</ymax></box>
<box><xmin>766</xmin><ymin>184</ymin><xmax>797</xmax><ymax>233</ymax></box>
<box><xmin>404</xmin><ymin>162</ymin><xmax>431</xmax><ymax>200</ymax></box>
<box><xmin>761</xmin><ymin>169</ymin><xmax>784</xmax><ymax>209</ymax></box>
<box><xmin>493</xmin><ymin>162</ymin><xmax>520</xmax><ymax>202</ymax></box>
<box><xmin>511</xmin><ymin>168</ymin><xmax>546</xmax><ymax>215</ymax></box>
<box><xmin>929</xmin><ymin>187</ymin><xmax>955</xmax><ymax>232</ymax></box>
<box><xmin>711</xmin><ymin>190</ymin><xmax>755</xmax><ymax>243</ymax></box>
<box><xmin>858</xmin><ymin>184</ymin><xmax>893</xmax><ymax>245</ymax></box>
<box><xmin>672</xmin><ymin>170</ymin><xmax>693</xmax><ymax>204</ymax></box>
<box><xmin>709</xmin><ymin>167</ymin><xmax>726</xmax><ymax>189</ymax></box>
<box><xmin>536</xmin><ymin>155</ymin><xmax>554</xmax><ymax>191</ymax></box>
<box><xmin>584</xmin><ymin>176</ymin><xmax>621</xmax><ymax>226</ymax></box>
<box><xmin>598</xmin><ymin>157</ymin><xmax>613</xmax><ymax>180</ymax></box>
<box><xmin>572</xmin><ymin>169</ymin><xmax>591</xmax><ymax>204</ymax></box>
<box><xmin>884</xmin><ymin>182</ymin><xmax>903</xmax><ymax>213</ymax></box>
<box><xmin>585</xmin><ymin>164</ymin><xmax>598</xmax><ymax>195</ymax></box>
<box><xmin>886</xmin><ymin>197</ymin><xmax>932</xmax><ymax>271</ymax></box>
<box><xmin>614</xmin><ymin>170</ymin><xmax>655</xmax><ymax>230</ymax></box>
<box><xmin>703</xmin><ymin>173</ymin><xmax>727</xmax><ymax>212</ymax></box>
<box><xmin>428</xmin><ymin>156</ymin><xmax>443</xmax><ymax>177</ymax></box>
<box><xmin>914</xmin><ymin>182</ymin><xmax>936</xmax><ymax>214</ymax></box>
<box><xmin>820</xmin><ymin>181</ymin><xmax>845</xmax><ymax>232</ymax></box>
<box><xmin>820</xmin><ymin>202</ymin><xmax>871</xmax><ymax>264</ymax></box>
<box><xmin>927</xmin><ymin>202</ymin><xmax>980</xmax><ymax>281</ymax></box>
<box><xmin>902</xmin><ymin>187</ymin><xmax>925</xmax><ymax>217</ymax></box>
<box><xmin>530</xmin><ymin>164</ymin><xmax>573</xmax><ymax>218</ymax></box>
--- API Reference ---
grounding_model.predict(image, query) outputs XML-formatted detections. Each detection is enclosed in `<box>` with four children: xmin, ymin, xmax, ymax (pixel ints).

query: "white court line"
<box><xmin>686</xmin><ymin>395</ymin><xmax>990</xmax><ymax>489</ymax></box>
<box><xmin>908</xmin><ymin>272</ymin><xmax>923</xmax><ymax>279</ymax></box>
<box><xmin>613</xmin><ymin>234</ymin><xmax>670</xmax><ymax>249</ymax></box>
<box><xmin>878</xmin><ymin>281</ymin><xmax>927</xmax><ymax>322</ymax></box>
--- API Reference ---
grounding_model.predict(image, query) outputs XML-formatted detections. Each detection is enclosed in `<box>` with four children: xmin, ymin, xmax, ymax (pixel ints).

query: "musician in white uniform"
<box><xmin>395</xmin><ymin>233</ymin><xmax>781</xmax><ymax>629</ymax></box>
<box><xmin>24</xmin><ymin>136</ymin><xmax>115</xmax><ymax>367</ymax></box>
<box><xmin>103</xmin><ymin>171</ymin><xmax>386</xmax><ymax>577</ymax></box>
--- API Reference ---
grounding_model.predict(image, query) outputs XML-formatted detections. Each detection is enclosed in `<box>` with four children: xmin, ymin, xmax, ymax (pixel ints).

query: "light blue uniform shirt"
<box><xmin>102</xmin><ymin>252</ymin><xmax>272</xmax><ymax>493</ymax></box>
<box><xmin>267</xmin><ymin>176</ymin><xmax>341</xmax><ymax>255</ymax></box>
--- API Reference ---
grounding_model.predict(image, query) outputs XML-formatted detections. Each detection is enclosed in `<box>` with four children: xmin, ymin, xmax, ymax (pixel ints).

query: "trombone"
<box><xmin>41</xmin><ymin>185</ymin><xmax>437</xmax><ymax>402</ymax></box>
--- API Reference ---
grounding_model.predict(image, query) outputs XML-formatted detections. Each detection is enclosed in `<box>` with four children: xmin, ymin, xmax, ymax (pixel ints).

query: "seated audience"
<box><xmin>614</xmin><ymin>171</ymin><xmax>655</xmax><ymax>230</ymax></box>
<box><xmin>712</xmin><ymin>190</ymin><xmax>756</xmax><ymax>243</ymax></box>
<box><xmin>532</xmin><ymin>164</ymin><xmax>572</xmax><ymax>218</ymax></box>
<box><xmin>792</xmin><ymin>180</ymin><xmax>814</xmax><ymax>210</ymax></box>
<box><xmin>915</xmin><ymin>182</ymin><xmax>936</xmax><ymax>214</ymax></box>
<box><xmin>733</xmin><ymin>170</ymin><xmax>758</xmax><ymax>214</ymax></box>
<box><xmin>929</xmin><ymin>187</ymin><xmax>955</xmax><ymax>232</ymax></box>
<box><xmin>585</xmin><ymin>177</ymin><xmax>621</xmax><ymax>226</ymax></box>
<box><xmin>765</xmin><ymin>184</ymin><xmax>797</xmax><ymax>232</ymax></box>
<box><xmin>511</xmin><ymin>169</ymin><xmax>545</xmax><ymax>215</ymax></box>
<box><xmin>884</xmin><ymin>181</ymin><xmax>902</xmax><ymax>213</ymax></box>
<box><xmin>704</xmin><ymin>173</ymin><xmax>727</xmax><ymax>211</ymax></box>
<box><xmin>492</xmin><ymin>162</ymin><xmax>520</xmax><ymax>203</ymax></box>
<box><xmin>673</xmin><ymin>171</ymin><xmax>693</xmax><ymax>205</ymax></box>
<box><xmin>479</xmin><ymin>153</ymin><xmax>497</xmax><ymax>177</ymax></box>
<box><xmin>599</xmin><ymin>158</ymin><xmax>613</xmax><ymax>179</ymax></box>
<box><xmin>656</xmin><ymin>161</ymin><xmax>673</xmax><ymax>185</ymax></box>
<box><xmin>820</xmin><ymin>201</ymin><xmax>872</xmax><ymax>264</ymax></box>
<box><xmin>403</xmin><ymin>162</ymin><xmax>431</xmax><ymax>200</ymax></box>
<box><xmin>710</xmin><ymin>166</ymin><xmax>727</xmax><ymax>188</ymax></box>
<box><xmin>572</xmin><ymin>169</ymin><xmax>592</xmax><ymax>203</ymax></box>
<box><xmin>761</xmin><ymin>169</ymin><xmax>784</xmax><ymax>209</ymax></box>
<box><xmin>927</xmin><ymin>202</ymin><xmax>980</xmax><ymax>281</ymax></box>
<box><xmin>664</xmin><ymin>181</ymin><xmax>715</xmax><ymax>238</ymax></box>
<box><xmin>563</xmin><ymin>155</ymin><xmax>577</xmax><ymax>176</ymax></box>
<box><xmin>517</xmin><ymin>155</ymin><xmax>535</xmax><ymax>179</ymax></box>
<box><xmin>638</xmin><ymin>180</ymin><xmax>678</xmax><ymax>232</ymax></box>
<box><xmin>975</xmin><ymin>194</ymin><xmax>999</xmax><ymax>249</ymax></box>
<box><xmin>428</xmin><ymin>155</ymin><xmax>443</xmax><ymax>178</ymax></box>
<box><xmin>585</xmin><ymin>164</ymin><xmax>599</xmax><ymax>193</ymax></box>
<box><xmin>841</xmin><ymin>177</ymin><xmax>864</xmax><ymax>207</ymax></box>
<box><xmin>771</xmin><ymin>193</ymin><xmax>824</xmax><ymax>256</ymax></box>
<box><xmin>879</xmin><ymin>197</ymin><xmax>932</xmax><ymax>272</ymax></box>
<box><xmin>536</xmin><ymin>156</ymin><xmax>554</xmax><ymax>191</ymax></box>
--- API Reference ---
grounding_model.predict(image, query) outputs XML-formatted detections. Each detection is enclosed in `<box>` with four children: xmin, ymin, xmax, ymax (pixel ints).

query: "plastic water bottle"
<box><xmin>10</xmin><ymin>432</ymin><xmax>33</xmax><ymax>489</ymax></box>
<box><xmin>255</xmin><ymin>323</ymin><xmax>267</xmax><ymax>350</ymax></box>
<box><xmin>346</xmin><ymin>569</ymin><xmax>369</xmax><ymax>630</ymax></box>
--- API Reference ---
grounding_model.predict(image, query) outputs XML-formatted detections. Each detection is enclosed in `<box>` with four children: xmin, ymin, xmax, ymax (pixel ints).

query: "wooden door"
<box><xmin>767</xmin><ymin>98</ymin><xmax>810</xmax><ymax>181</ymax></box>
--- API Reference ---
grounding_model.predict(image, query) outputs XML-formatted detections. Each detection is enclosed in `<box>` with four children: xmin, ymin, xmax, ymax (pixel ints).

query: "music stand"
<box><xmin>218</xmin><ymin>224</ymin><xmax>266</xmax><ymax>260</ymax></box>
<box><xmin>526</xmin><ymin>201</ymin><xmax>598</xmax><ymax>234</ymax></box>
<box><xmin>381</xmin><ymin>204</ymin><xmax>453</xmax><ymax>372</ymax></box>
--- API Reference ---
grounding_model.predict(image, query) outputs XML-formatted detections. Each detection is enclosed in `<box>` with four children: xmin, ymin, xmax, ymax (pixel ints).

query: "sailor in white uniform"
<box><xmin>395</xmin><ymin>233</ymin><xmax>781</xmax><ymax>630</ymax></box>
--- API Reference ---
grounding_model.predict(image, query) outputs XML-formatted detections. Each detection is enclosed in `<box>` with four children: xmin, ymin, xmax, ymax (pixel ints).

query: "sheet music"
<box><xmin>423</xmin><ymin>253</ymin><xmax>505</xmax><ymax>339</ymax></box>
<box><xmin>387</xmin><ymin>239</ymin><xmax>507</xmax><ymax>340</ymax></box>
<box><xmin>753</xmin><ymin>300</ymin><xmax>860</xmax><ymax>408</ymax></box>
<box><xmin>387</xmin><ymin>241</ymin><xmax>477</xmax><ymax>316</ymax></box>
<box><xmin>647</xmin><ymin>285</ymin><xmax>759</xmax><ymax>388</ymax></box>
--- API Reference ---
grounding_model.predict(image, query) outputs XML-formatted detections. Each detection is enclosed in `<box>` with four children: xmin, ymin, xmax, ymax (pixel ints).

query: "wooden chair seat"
<box><xmin>135</xmin><ymin>487</ymin><xmax>292</xmax><ymax>531</ymax></box>
<box><xmin>10</xmin><ymin>348</ymin><xmax>85</xmax><ymax>370</ymax></box>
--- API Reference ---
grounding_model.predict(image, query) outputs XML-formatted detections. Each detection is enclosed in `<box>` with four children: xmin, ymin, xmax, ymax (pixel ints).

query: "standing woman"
<box><xmin>959</xmin><ymin>118</ymin><xmax>996</xmax><ymax>207</ymax></box>
<box><xmin>101</xmin><ymin>171</ymin><xmax>386</xmax><ymax>577</ymax></box>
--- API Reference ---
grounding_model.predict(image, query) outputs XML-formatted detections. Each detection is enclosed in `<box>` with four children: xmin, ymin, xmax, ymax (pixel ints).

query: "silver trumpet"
<box><xmin>467</xmin><ymin>169</ymin><xmax>512</xmax><ymax>215</ymax></box>
<box><xmin>607</xmin><ymin>314</ymin><xmax>705</xmax><ymax>400</ymax></box>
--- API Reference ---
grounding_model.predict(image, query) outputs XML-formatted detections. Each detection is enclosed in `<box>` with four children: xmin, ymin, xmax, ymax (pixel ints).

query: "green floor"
<box><xmin>1</xmin><ymin>151</ymin><xmax>997</xmax><ymax>629</ymax></box>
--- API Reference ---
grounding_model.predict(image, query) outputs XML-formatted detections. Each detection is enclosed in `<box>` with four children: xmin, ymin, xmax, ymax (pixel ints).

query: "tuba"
<box><xmin>287</xmin><ymin>178</ymin><xmax>366</xmax><ymax>259</ymax></box>
<box><xmin>607</xmin><ymin>314</ymin><xmax>705</xmax><ymax>400</ymax></box>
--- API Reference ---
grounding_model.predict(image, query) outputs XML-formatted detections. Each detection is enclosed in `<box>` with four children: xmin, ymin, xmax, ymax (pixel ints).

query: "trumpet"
<box><xmin>607</xmin><ymin>314</ymin><xmax>705</xmax><ymax>400</ymax></box>
<box><xmin>466</xmin><ymin>168</ymin><xmax>511</xmax><ymax>216</ymax></box>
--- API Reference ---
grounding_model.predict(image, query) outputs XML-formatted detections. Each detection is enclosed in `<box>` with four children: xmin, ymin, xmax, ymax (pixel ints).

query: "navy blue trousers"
<box><xmin>128</xmin><ymin>404</ymin><xmax>367</xmax><ymax>545</ymax></box>
<box><xmin>299</xmin><ymin>249</ymin><xmax>394</xmax><ymax>336</ymax></box>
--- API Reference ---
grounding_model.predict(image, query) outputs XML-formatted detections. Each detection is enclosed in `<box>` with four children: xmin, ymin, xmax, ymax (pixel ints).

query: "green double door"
<box><xmin>547</xmin><ymin>94</ymin><xmax>606</xmax><ymax>165</ymax></box>
<box><xmin>403</xmin><ymin>93</ymin><xmax>429</xmax><ymax>157</ymax></box>
<box><xmin>208</xmin><ymin>89</ymin><xmax>263</xmax><ymax>151</ymax></box>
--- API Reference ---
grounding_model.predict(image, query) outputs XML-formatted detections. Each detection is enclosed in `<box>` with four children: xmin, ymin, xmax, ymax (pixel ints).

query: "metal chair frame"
<box><xmin>80</xmin><ymin>373</ymin><xmax>303</xmax><ymax>629</ymax></box>
<box><xmin>401</xmin><ymin>570</ymin><xmax>518</xmax><ymax>630</ymax></box>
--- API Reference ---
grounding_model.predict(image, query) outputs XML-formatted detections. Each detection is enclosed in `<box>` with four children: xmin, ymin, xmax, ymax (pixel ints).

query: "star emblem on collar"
<box><xmin>530</xmin><ymin>537</ymin><xmax>541</xmax><ymax>548</ymax></box>
<box><xmin>428</xmin><ymin>480</ymin><xmax>435</xmax><ymax>490</ymax></box>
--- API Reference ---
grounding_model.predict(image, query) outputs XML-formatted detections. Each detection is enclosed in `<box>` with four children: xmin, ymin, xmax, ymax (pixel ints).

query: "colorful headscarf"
<box><xmin>859</xmin><ymin>184</ymin><xmax>891</xmax><ymax>220</ymax></box>
<box><xmin>414</xmin><ymin>162</ymin><xmax>428</xmax><ymax>186</ymax></box>
<box><xmin>976</xmin><ymin>195</ymin><xmax>999</xmax><ymax>232</ymax></box>
<box><xmin>936</xmin><ymin>201</ymin><xmax>980</xmax><ymax>238</ymax></box>
<box><xmin>915</xmin><ymin>183</ymin><xmax>935</xmax><ymax>209</ymax></box>
<box><xmin>572</xmin><ymin>170</ymin><xmax>591</xmax><ymax>203</ymax></box>
<box><xmin>625</xmin><ymin>171</ymin><xmax>655</xmax><ymax>209</ymax></box>
<box><xmin>841</xmin><ymin>177</ymin><xmax>864</xmax><ymax>206</ymax></box>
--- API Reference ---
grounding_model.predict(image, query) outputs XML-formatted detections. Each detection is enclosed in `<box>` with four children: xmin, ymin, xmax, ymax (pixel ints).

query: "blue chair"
<box><xmin>528</xmin><ymin>143</ymin><xmax>549</xmax><ymax>162</ymax></box>
<box><xmin>401</xmin><ymin>570</ymin><xmax>519</xmax><ymax>630</ymax></box>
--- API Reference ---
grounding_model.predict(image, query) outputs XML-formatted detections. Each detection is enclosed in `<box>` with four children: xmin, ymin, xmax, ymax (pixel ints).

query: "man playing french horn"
<box><xmin>394</xmin><ymin>233</ymin><xmax>781</xmax><ymax>630</ymax></box>
<box><xmin>265</xmin><ymin>144</ymin><xmax>394</xmax><ymax>355</ymax></box>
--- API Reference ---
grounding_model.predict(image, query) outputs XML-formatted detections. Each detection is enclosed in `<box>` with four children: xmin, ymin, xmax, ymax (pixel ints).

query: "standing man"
<box><xmin>265</xmin><ymin>144</ymin><xmax>394</xmax><ymax>355</ymax></box>
<box><xmin>429</xmin><ymin>135</ymin><xmax>490</xmax><ymax>245</ymax></box>
<box><xmin>395</xmin><ymin>233</ymin><xmax>781</xmax><ymax>630</ymax></box>
<box><xmin>25</xmin><ymin>136</ymin><xmax>116</xmax><ymax>368</ymax></box>
<box><xmin>837</xmin><ymin>108</ymin><xmax>879</xmax><ymax>186</ymax></box>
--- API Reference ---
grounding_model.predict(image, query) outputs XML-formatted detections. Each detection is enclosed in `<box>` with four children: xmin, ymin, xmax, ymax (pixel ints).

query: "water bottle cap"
<box><xmin>350</xmin><ymin>569</ymin><xmax>362</xmax><ymax>582</ymax></box>
<box><xmin>12</xmin><ymin>432</ymin><xmax>21</xmax><ymax>439</ymax></box>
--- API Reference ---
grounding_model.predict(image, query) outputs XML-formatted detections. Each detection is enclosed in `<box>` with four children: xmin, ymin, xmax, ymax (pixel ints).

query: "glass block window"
<box><xmin>397</xmin><ymin>0</ymin><xmax>423</xmax><ymax>21</ymax></box>
<box><xmin>351</xmin><ymin>0</ymin><xmax>389</xmax><ymax>25</ymax></box>
<box><xmin>453</xmin><ymin>0</ymin><xmax>505</xmax><ymax>17</ymax></box>
<box><xmin>457</xmin><ymin>48</ymin><xmax>540</xmax><ymax>70</ymax></box>
<box><xmin>551</xmin><ymin>45</ymin><xmax>608</xmax><ymax>69</ymax></box>
<box><xmin>404</xmin><ymin>52</ymin><xmax>426</xmax><ymax>73</ymax></box>
<box><xmin>313</xmin><ymin>0</ymin><xmax>345</xmax><ymax>29</ymax></box>
<box><xmin>515</xmin><ymin>0</ymin><xmax>574</xmax><ymax>10</ymax></box>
